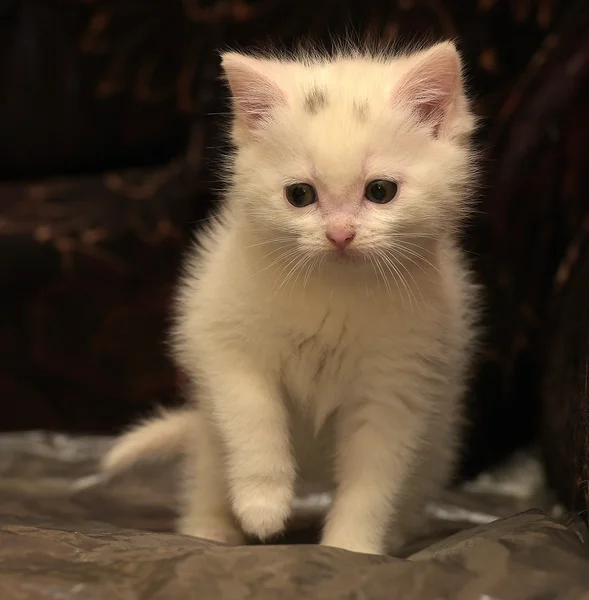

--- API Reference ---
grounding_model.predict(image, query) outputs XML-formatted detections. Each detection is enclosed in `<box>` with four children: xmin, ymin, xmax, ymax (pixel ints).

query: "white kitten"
<box><xmin>100</xmin><ymin>41</ymin><xmax>480</xmax><ymax>555</ymax></box>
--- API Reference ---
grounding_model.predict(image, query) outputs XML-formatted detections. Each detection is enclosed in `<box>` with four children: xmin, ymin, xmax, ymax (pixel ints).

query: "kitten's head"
<box><xmin>221</xmin><ymin>42</ymin><xmax>476</xmax><ymax>263</ymax></box>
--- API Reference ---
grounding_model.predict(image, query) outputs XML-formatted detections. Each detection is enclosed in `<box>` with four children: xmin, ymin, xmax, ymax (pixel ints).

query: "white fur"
<box><xmin>102</xmin><ymin>41</ymin><xmax>480</xmax><ymax>555</ymax></box>
<box><xmin>100</xmin><ymin>408</ymin><xmax>196</xmax><ymax>475</ymax></box>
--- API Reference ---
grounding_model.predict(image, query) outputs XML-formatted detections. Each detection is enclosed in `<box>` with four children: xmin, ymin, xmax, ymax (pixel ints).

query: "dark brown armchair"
<box><xmin>0</xmin><ymin>0</ymin><xmax>587</xmax><ymax>519</ymax></box>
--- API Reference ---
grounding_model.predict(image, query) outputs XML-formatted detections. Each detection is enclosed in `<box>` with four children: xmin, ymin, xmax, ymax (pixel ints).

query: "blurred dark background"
<box><xmin>0</xmin><ymin>0</ymin><xmax>588</xmax><ymax>516</ymax></box>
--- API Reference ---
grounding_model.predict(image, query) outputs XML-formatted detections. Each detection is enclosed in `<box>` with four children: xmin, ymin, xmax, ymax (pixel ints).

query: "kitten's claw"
<box><xmin>232</xmin><ymin>485</ymin><xmax>292</xmax><ymax>540</ymax></box>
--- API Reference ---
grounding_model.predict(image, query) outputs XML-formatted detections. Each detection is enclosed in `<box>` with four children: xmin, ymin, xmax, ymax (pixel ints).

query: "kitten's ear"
<box><xmin>221</xmin><ymin>52</ymin><xmax>286</xmax><ymax>131</ymax></box>
<box><xmin>392</xmin><ymin>42</ymin><xmax>464</xmax><ymax>137</ymax></box>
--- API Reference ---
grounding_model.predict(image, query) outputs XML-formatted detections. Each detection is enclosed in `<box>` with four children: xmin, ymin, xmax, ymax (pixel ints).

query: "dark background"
<box><xmin>0</xmin><ymin>0</ymin><xmax>588</xmax><ymax>514</ymax></box>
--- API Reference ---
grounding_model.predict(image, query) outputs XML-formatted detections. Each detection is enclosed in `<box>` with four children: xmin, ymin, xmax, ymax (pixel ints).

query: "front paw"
<box><xmin>178</xmin><ymin>516</ymin><xmax>246</xmax><ymax>546</ymax></box>
<box><xmin>320</xmin><ymin>533</ymin><xmax>383</xmax><ymax>555</ymax></box>
<box><xmin>232</xmin><ymin>482</ymin><xmax>293</xmax><ymax>540</ymax></box>
<box><xmin>321</xmin><ymin>521</ymin><xmax>387</xmax><ymax>555</ymax></box>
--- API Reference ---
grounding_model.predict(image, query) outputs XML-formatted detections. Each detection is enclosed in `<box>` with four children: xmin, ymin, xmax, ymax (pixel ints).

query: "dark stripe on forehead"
<box><xmin>304</xmin><ymin>86</ymin><xmax>328</xmax><ymax>114</ymax></box>
<box><xmin>353</xmin><ymin>99</ymin><xmax>368</xmax><ymax>121</ymax></box>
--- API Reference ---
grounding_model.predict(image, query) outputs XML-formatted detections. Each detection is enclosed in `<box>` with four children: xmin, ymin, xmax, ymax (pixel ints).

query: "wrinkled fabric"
<box><xmin>0</xmin><ymin>432</ymin><xmax>587</xmax><ymax>599</ymax></box>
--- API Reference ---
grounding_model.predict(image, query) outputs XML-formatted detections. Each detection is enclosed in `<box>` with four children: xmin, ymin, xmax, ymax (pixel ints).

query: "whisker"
<box><xmin>391</xmin><ymin>242</ymin><xmax>441</xmax><ymax>275</ymax></box>
<box><xmin>250</xmin><ymin>243</ymin><xmax>297</xmax><ymax>268</ymax></box>
<box><xmin>388</xmin><ymin>238</ymin><xmax>437</xmax><ymax>257</ymax></box>
<box><xmin>373</xmin><ymin>250</ymin><xmax>396</xmax><ymax>306</ymax></box>
<box><xmin>188</xmin><ymin>215</ymin><xmax>218</xmax><ymax>225</ymax></box>
<box><xmin>394</xmin><ymin>256</ymin><xmax>420</xmax><ymax>311</ymax></box>
<box><xmin>317</xmin><ymin>254</ymin><xmax>327</xmax><ymax>287</ymax></box>
<box><xmin>248</xmin><ymin>246</ymin><xmax>299</xmax><ymax>279</ymax></box>
<box><xmin>273</xmin><ymin>251</ymin><xmax>308</xmax><ymax>296</ymax></box>
<box><xmin>245</xmin><ymin>236</ymin><xmax>297</xmax><ymax>249</ymax></box>
<box><xmin>388</xmin><ymin>232</ymin><xmax>440</xmax><ymax>241</ymax></box>
<box><xmin>389</xmin><ymin>246</ymin><xmax>435</xmax><ymax>282</ymax></box>
<box><xmin>384</xmin><ymin>250</ymin><xmax>423</xmax><ymax>307</ymax></box>
<box><xmin>375</xmin><ymin>248</ymin><xmax>409</xmax><ymax>315</ymax></box>
<box><xmin>303</xmin><ymin>255</ymin><xmax>319</xmax><ymax>290</ymax></box>
<box><xmin>279</xmin><ymin>252</ymin><xmax>314</xmax><ymax>297</ymax></box>
<box><xmin>368</xmin><ymin>255</ymin><xmax>381</xmax><ymax>293</ymax></box>
<box><xmin>289</xmin><ymin>252</ymin><xmax>314</xmax><ymax>296</ymax></box>
<box><xmin>391</xmin><ymin>252</ymin><xmax>433</xmax><ymax>303</ymax></box>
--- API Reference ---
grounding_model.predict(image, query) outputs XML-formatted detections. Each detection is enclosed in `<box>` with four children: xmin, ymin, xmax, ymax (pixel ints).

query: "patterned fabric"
<box><xmin>0</xmin><ymin>0</ymin><xmax>587</xmax><ymax>508</ymax></box>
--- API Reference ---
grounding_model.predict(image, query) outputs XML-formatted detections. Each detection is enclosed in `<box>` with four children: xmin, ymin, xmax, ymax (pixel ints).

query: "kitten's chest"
<box><xmin>278</xmin><ymin>303</ymin><xmax>356</xmax><ymax>424</ymax></box>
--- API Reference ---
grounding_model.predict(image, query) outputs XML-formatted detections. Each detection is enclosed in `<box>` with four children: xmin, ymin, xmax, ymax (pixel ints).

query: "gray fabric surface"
<box><xmin>0</xmin><ymin>432</ymin><xmax>587</xmax><ymax>599</ymax></box>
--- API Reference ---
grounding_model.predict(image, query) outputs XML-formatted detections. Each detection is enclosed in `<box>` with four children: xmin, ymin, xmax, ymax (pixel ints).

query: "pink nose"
<box><xmin>326</xmin><ymin>229</ymin><xmax>355</xmax><ymax>250</ymax></box>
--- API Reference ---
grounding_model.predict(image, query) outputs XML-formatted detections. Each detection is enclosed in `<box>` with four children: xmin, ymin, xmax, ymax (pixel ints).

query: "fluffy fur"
<box><xmin>101</xmin><ymin>41</ymin><xmax>480</xmax><ymax>555</ymax></box>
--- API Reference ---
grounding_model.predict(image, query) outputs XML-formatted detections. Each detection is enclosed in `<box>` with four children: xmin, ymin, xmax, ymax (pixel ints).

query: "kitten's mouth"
<box><xmin>326</xmin><ymin>248</ymin><xmax>362</xmax><ymax>264</ymax></box>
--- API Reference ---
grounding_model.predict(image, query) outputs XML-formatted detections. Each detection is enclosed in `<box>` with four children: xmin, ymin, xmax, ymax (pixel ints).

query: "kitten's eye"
<box><xmin>286</xmin><ymin>183</ymin><xmax>317</xmax><ymax>207</ymax></box>
<box><xmin>365</xmin><ymin>180</ymin><xmax>398</xmax><ymax>204</ymax></box>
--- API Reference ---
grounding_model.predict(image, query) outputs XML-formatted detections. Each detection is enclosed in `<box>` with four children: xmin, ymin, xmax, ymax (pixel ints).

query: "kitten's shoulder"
<box><xmin>182</xmin><ymin>206</ymin><xmax>235</xmax><ymax>275</ymax></box>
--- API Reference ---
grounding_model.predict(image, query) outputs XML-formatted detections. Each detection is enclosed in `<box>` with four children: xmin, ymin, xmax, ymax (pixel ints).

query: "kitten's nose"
<box><xmin>326</xmin><ymin>229</ymin><xmax>355</xmax><ymax>250</ymax></box>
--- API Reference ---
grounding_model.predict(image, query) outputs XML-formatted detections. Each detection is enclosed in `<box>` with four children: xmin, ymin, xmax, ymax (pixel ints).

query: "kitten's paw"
<box><xmin>178</xmin><ymin>517</ymin><xmax>245</xmax><ymax>545</ymax></box>
<box><xmin>320</xmin><ymin>532</ymin><xmax>383</xmax><ymax>555</ymax></box>
<box><xmin>232</xmin><ymin>484</ymin><xmax>293</xmax><ymax>540</ymax></box>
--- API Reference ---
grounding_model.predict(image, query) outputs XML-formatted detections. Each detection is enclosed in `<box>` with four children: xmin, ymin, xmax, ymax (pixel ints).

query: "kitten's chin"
<box><xmin>324</xmin><ymin>249</ymin><xmax>364</xmax><ymax>266</ymax></box>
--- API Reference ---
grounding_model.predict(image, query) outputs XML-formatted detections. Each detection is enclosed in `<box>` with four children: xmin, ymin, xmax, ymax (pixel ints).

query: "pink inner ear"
<box><xmin>221</xmin><ymin>53</ymin><xmax>286</xmax><ymax>129</ymax></box>
<box><xmin>392</xmin><ymin>44</ymin><xmax>461</xmax><ymax>135</ymax></box>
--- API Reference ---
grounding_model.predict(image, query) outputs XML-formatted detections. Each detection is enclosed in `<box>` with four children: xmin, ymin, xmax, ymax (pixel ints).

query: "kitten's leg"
<box><xmin>321</xmin><ymin>397</ymin><xmax>428</xmax><ymax>555</ymax></box>
<box><xmin>203</xmin><ymin>366</ymin><xmax>295</xmax><ymax>540</ymax></box>
<box><xmin>178</xmin><ymin>412</ymin><xmax>245</xmax><ymax>545</ymax></box>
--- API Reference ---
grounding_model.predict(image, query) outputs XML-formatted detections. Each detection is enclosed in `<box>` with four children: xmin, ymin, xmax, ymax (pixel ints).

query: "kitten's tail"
<box><xmin>101</xmin><ymin>408</ymin><xmax>196</xmax><ymax>476</ymax></box>
<box><xmin>72</xmin><ymin>407</ymin><xmax>197</xmax><ymax>492</ymax></box>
